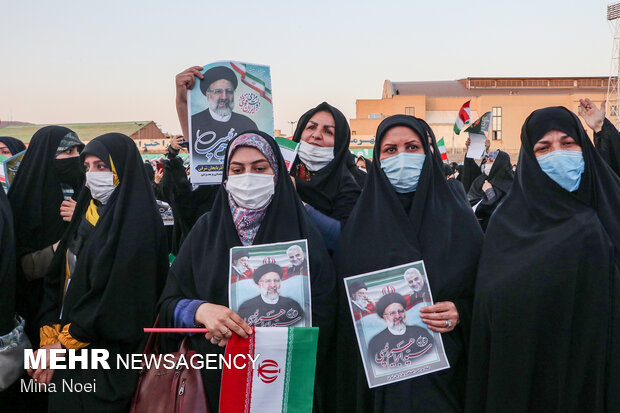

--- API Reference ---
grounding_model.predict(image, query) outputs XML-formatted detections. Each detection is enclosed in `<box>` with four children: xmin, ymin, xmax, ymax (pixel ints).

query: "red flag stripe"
<box><xmin>220</xmin><ymin>328</ymin><xmax>255</xmax><ymax>413</ymax></box>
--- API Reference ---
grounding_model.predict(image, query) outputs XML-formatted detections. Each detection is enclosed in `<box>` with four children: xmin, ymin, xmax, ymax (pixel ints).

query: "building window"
<box><xmin>369</xmin><ymin>113</ymin><xmax>382</xmax><ymax>119</ymax></box>
<box><xmin>492</xmin><ymin>107</ymin><xmax>502</xmax><ymax>140</ymax></box>
<box><xmin>405</xmin><ymin>107</ymin><xmax>415</xmax><ymax>116</ymax></box>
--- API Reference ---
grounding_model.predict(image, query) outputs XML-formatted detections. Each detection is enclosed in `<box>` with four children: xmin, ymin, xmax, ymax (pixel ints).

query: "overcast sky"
<box><xmin>0</xmin><ymin>0</ymin><xmax>615</xmax><ymax>135</ymax></box>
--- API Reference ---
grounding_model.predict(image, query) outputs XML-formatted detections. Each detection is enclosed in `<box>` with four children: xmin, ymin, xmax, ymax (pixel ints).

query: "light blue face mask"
<box><xmin>381</xmin><ymin>153</ymin><xmax>426</xmax><ymax>193</ymax></box>
<box><xmin>536</xmin><ymin>150</ymin><xmax>585</xmax><ymax>192</ymax></box>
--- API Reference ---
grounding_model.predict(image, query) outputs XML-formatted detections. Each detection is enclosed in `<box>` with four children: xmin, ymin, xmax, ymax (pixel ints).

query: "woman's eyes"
<box><xmin>407</xmin><ymin>144</ymin><xmax>418</xmax><ymax>151</ymax></box>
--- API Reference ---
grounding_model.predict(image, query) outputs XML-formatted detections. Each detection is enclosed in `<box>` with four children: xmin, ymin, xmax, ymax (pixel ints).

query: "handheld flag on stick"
<box><xmin>454</xmin><ymin>100</ymin><xmax>471</xmax><ymax>134</ymax></box>
<box><xmin>436</xmin><ymin>138</ymin><xmax>448</xmax><ymax>161</ymax></box>
<box><xmin>220</xmin><ymin>327</ymin><xmax>318</xmax><ymax>413</ymax></box>
<box><xmin>464</xmin><ymin>111</ymin><xmax>492</xmax><ymax>134</ymax></box>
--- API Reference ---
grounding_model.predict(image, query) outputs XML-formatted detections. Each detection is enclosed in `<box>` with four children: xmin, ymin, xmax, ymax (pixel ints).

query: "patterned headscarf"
<box><xmin>486</xmin><ymin>150</ymin><xmax>500</xmax><ymax>162</ymax></box>
<box><xmin>55</xmin><ymin>131</ymin><xmax>84</xmax><ymax>156</ymax></box>
<box><xmin>227</xmin><ymin>133</ymin><xmax>279</xmax><ymax>245</ymax></box>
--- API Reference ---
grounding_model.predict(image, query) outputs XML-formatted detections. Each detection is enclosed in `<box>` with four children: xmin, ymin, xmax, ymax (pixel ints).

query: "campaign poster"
<box><xmin>343</xmin><ymin>260</ymin><xmax>450</xmax><ymax>388</ymax></box>
<box><xmin>229</xmin><ymin>240</ymin><xmax>311</xmax><ymax>328</ymax></box>
<box><xmin>188</xmin><ymin>61</ymin><xmax>274</xmax><ymax>185</ymax></box>
<box><xmin>1</xmin><ymin>150</ymin><xmax>26</xmax><ymax>193</ymax></box>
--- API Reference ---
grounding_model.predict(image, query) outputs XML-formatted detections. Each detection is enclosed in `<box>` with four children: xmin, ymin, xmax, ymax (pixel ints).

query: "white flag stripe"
<box><xmin>249</xmin><ymin>328</ymin><xmax>289</xmax><ymax>413</ymax></box>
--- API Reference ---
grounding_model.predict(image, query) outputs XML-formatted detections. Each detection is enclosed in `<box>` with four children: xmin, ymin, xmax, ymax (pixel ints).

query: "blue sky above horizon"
<box><xmin>0</xmin><ymin>0</ymin><xmax>616</xmax><ymax>135</ymax></box>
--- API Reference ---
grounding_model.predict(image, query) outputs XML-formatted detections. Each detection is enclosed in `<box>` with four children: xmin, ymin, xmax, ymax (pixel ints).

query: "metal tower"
<box><xmin>607</xmin><ymin>2</ymin><xmax>620</xmax><ymax>127</ymax></box>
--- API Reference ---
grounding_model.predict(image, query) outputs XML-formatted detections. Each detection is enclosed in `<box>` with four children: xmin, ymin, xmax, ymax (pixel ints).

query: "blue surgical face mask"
<box><xmin>536</xmin><ymin>150</ymin><xmax>584</xmax><ymax>192</ymax></box>
<box><xmin>381</xmin><ymin>153</ymin><xmax>426</xmax><ymax>193</ymax></box>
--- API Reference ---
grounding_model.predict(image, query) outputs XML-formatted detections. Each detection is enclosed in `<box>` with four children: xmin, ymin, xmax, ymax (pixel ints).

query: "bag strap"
<box><xmin>142</xmin><ymin>315</ymin><xmax>159</xmax><ymax>356</ymax></box>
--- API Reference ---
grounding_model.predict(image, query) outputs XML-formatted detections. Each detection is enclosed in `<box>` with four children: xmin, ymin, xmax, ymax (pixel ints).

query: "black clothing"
<box><xmin>348</xmin><ymin>152</ymin><xmax>368</xmax><ymax>188</ymax></box>
<box><xmin>460</xmin><ymin>157</ymin><xmax>481</xmax><ymax>193</ymax></box>
<box><xmin>466</xmin><ymin>107</ymin><xmax>620</xmax><ymax>413</ymax></box>
<box><xmin>0</xmin><ymin>136</ymin><xmax>26</xmax><ymax>156</ymax></box>
<box><xmin>291</xmin><ymin>102</ymin><xmax>361</xmax><ymax>223</ymax></box>
<box><xmin>446</xmin><ymin>178</ymin><xmax>468</xmax><ymax>205</ymax></box>
<box><xmin>367</xmin><ymin>326</ymin><xmax>434</xmax><ymax>368</ymax></box>
<box><xmin>159</xmin><ymin>154</ymin><xmax>218</xmax><ymax>254</ymax></box>
<box><xmin>467</xmin><ymin>150</ymin><xmax>514</xmax><ymax>231</ymax></box>
<box><xmin>0</xmin><ymin>188</ymin><xmax>15</xmax><ymax>335</ymax></box>
<box><xmin>191</xmin><ymin>109</ymin><xmax>258</xmax><ymax>146</ymax></box>
<box><xmin>39</xmin><ymin>133</ymin><xmax>169</xmax><ymax>413</ymax></box>
<box><xmin>594</xmin><ymin>117</ymin><xmax>620</xmax><ymax>176</ymax></box>
<box><xmin>158</xmin><ymin>131</ymin><xmax>336</xmax><ymax>412</ymax></box>
<box><xmin>334</xmin><ymin>115</ymin><xmax>483</xmax><ymax>413</ymax></box>
<box><xmin>237</xmin><ymin>295</ymin><xmax>304</xmax><ymax>327</ymax></box>
<box><xmin>8</xmin><ymin>126</ymin><xmax>83</xmax><ymax>344</ymax></box>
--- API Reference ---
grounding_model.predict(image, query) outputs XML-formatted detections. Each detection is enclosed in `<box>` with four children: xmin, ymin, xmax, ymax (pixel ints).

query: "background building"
<box><xmin>0</xmin><ymin>121</ymin><xmax>167</xmax><ymax>153</ymax></box>
<box><xmin>350</xmin><ymin>77</ymin><xmax>612</xmax><ymax>162</ymax></box>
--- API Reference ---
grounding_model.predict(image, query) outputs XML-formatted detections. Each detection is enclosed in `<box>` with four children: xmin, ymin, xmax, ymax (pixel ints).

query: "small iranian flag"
<box><xmin>437</xmin><ymin>138</ymin><xmax>448</xmax><ymax>161</ymax></box>
<box><xmin>220</xmin><ymin>327</ymin><xmax>318</xmax><ymax>413</ymax></box>
<box><xmin>274</xmin><ymin>137</ymin><xmax>300</xmax><ymax>172</ymax></box>
<box><xmin>454</xmin><ymin>100</ymin><xmax>471</xmax><ymax>134</ymax></box>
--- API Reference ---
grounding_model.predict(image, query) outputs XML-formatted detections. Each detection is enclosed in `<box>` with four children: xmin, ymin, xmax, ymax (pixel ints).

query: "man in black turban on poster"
<box><xmin>367</xmin><ymin>293</ymin><xmax>434</xmax><ymax>368</ymax></box>
<box><xmin>191</xmin><ymin>66</ymin><xmax>258</xmax><ymax>146</ymax></box>
<box><xmin>237</xmin><ymin>263</ymin><xmax>304</xmax><ymax>327</ymax></box>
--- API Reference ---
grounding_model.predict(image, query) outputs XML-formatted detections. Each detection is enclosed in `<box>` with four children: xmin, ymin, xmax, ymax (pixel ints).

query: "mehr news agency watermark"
<box><xmin>21</xmin><ymin>349</ymin><xmax>261</xmax><ymax>393</ymax></box>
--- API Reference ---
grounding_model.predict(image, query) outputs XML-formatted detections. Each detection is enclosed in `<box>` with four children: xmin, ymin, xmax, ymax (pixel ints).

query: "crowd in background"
<box><xmin>0</xmin><ymin>64</ymin><xmax>618</xmax><ymax>413</ymax></box>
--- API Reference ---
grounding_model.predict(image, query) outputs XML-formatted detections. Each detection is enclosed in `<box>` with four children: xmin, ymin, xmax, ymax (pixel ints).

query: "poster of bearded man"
<box><xmin>344</xmin><ymin>260</ymin><xmax>450</xmax><ymax>388</ymax></box>
<box><xmin>187</xmin><ymin>61</ymin><xmax>274</xmax><ymax>184</ymax></box>
<box><xmin>229</xmin><ymin>240</ymin><xmax>311</xmax><ymax>328</ymax></box>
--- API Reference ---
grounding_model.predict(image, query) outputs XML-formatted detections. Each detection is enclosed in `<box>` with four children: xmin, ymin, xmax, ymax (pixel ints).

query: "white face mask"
<box><xmin>85</xmin><ymin>172</ymin><xmax>116</xmax><ymax>205</ymax></box>
<box><xmin>297</xmin><ymin>140</ymin><xmax>334</xmax><ymax>172</ymax></box>
<box><xmin>225</xmin><ymin>173</ymin><xmax>275</xmax><ymax>209</ymax></box>
<box><xmin>482</xmin><ymin>163</ymin><xmax>493</xmax><ymax>176</ymax></box>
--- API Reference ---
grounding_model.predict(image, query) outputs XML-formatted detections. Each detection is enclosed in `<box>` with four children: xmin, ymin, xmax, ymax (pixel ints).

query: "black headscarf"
<box><xmin>466</xmin><ymin>107</ymin><xmax>620</xmax><ymax>412</ymax></box>
<box><xmin>8</xmin><ymin>126</ymin><xmax>84</xmax><ymax>343</ymax></box>
<box><xmin>334</xmin><ymin>115</ymin><xmax>483</xmax><ymax>413</ymax></box>
<box><xmin>291</xmin><ymin>102</ymin><xmax>361</xmax><ymax>223</ymax></box>
<box><xmin>39</xmin><ymin>133</ymin><xmax>169</xmax><ymax>412</ymax></box>
<box><xmin>0</xmin><ymin>188</ymin><xmax>16</xmax><ymax>336</ymax></box>
<box><xmin>8</xmin><ymin>126</ymin><xmax>84</xmax><ymax>257</ymax></box>
<box><xmin>158</xmin><ymin>131</ymin><xmax>336</xmax><ymax>412</ymax></box>
<box><xmin>348</xmin><ymin>152</ymin><xmax>368</xmax><ymax>188</ymax></box>
<box><xmin>0</xmin><ymin>136</ymin><xmax>26</xmax><ymax>156</ymax></box>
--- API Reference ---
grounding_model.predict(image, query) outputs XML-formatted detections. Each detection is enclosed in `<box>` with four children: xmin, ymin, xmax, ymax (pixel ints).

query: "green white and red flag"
<box><xmin>274</xmin><ymin>136</ymin><xmax>300</xmax><ymax>172</ymax></box>
<box><xmin>437</xmin><ymin>138</ymin><xmax>448</xmax><ymax>161</ymax></box>
<box><xmin>454</xmin><ymin>100</ymin><xmax>471</xmax><ymax>134</ymax></box>
<box><xmin>220</xmin><ymin>327</ymin><xmax>318</xmax><ymax>413</ymax></box>
<box><xmin>230</xmin><ymin>62</ymin><xmax>273</xmax><ymax>103</ymax></box>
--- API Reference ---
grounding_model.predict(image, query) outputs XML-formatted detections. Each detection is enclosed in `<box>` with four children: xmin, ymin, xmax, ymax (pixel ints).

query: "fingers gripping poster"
<box><xmin>188</xmin><ymin>61</ymin><xmax>274</xmax><ymax>185</ymax></box>
<box><xmin>344</xmin><ymin>260</ymin><xmax>450</xmax><ymax>388</ymax></box>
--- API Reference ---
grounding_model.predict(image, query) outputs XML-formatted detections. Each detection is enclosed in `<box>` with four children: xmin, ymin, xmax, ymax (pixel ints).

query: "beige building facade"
<box><xmin>350</xmin><ymin>77</ymin><xmax>613</xmax><ymax>162</ymax></box>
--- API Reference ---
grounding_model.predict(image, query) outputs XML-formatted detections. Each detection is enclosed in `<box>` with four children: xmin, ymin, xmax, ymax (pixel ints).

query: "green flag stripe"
<box><xmin>275</xmin><ymin>137</ymin><xmax>298</xmax><ymax>150</ymax></box>
<box><xmin>282</xmin><ymin>327</ymin><xmax>318</xmax><ymax>413</ymax></box>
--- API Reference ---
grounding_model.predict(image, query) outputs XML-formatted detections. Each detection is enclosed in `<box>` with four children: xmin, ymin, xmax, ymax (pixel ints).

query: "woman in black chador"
<box><xmin>158</xmin><ymin>131</ymin><xmax>335</xmax><ymax>412</ymax></box>
<box><xmin>466</xmin><ymin>107</ymin><xmax>620</xmax><ymax>413</ymax></box>
<box><xmin>467</xmin><ymin>149</ymin><xmax>514</xmax><ymax>231</ymax></box>
<box><xmin>32</xmin><ymin>133</ymin><xmax>169</xmax><ymax>412</ymax></box>
<box><xmin>334</xmin><ymin>115</ymin><xmax>483</xmax><ymax>412</ymax></box>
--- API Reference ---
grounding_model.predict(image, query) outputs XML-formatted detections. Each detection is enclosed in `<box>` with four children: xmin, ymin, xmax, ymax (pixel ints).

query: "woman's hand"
<box><xmin>420</xmin><ymin>301</ymin><xmax>459</xmax><ymax>333</ymax></box>
<box><xmin>60</xmin><ymin>198</ymin><xmax>77</xmax><ymax>222</ymax></box>
<box><xmin>27</xmin><ymin>342</ymin><xmax>62</xmax><ymax>384</ymax></box>
<box><xmin>154</xmin><ymin>169</ymin><xmax>164</xmax><ymax>184</ymax></box>
<box><xmin>482</xmin><ymin>180</ymin><xmax>493</xmax><ymax>191</ymax></box>
<box><xmin>195</xmin><ymin>303</ymin><xmax>252</xmax><ymax>347</ymax></box>
<box><xmin>578</xmin><ymin>98</ymin><xmax>606</xmax><ymax>133</ymax></box>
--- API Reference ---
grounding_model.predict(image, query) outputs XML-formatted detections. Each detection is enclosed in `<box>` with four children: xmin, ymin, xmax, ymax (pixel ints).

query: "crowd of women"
<box><xmin>0</xmin><ymin>62</ymin><xmax>618</xmax><ymax>413</ymax></box>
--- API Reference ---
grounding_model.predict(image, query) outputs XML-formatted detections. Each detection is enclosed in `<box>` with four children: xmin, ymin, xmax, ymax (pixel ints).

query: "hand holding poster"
<box><xmin>229</xmin><ymin>240</ymin><xmax>311</xmax><ymax>328</ymax></box>
<box><xmin>188</xmin><ymin>61</ymin><xmax>274</xmax><ymax>185</ymax></box>
<box><xmin>344</xmin><ymin>260</ymin><xmax>449</xmax><ymax>388</ymax></box>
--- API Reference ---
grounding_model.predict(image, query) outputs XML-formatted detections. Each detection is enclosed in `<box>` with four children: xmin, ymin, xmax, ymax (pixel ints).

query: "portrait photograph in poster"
<box><xmin>187</xmin><ymin>60</ymin><xmax>274</xmax><ymax>185</ymax></box>
<box><xmin>229</xmin><ymin>240</ymin><xmax>311</xmax><ymax>328</ymax></box>
<box><xmin>344</xmin><ymin>260</ymin><xmax>450</xmax><ymax>388</ymax></box>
